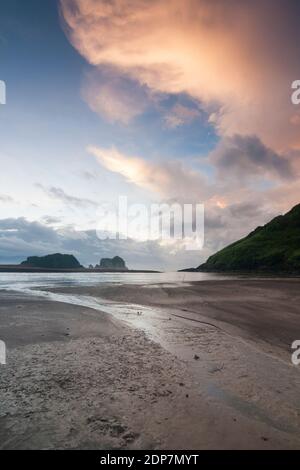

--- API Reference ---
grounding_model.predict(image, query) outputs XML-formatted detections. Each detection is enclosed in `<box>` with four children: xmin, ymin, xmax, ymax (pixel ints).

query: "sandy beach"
<box><xmin>1</xmin><ymin>279</ymin><xmax>300</xmax><ymax>449</ymax></box>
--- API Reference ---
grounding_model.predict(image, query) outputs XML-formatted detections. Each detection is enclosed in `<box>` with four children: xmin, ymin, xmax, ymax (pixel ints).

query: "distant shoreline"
<box><xmin>180</xmin><ymin>267</ymin><xmax>300</xmax><ymax>276</ymax></box>
<box><xmin>0</xmin><ymin>266</ymin><xmax>161</xmax><ymax>274</ymax></box>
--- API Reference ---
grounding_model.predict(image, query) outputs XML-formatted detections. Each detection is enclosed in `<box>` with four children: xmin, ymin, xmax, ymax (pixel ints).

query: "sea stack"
<box><xmin>99</xmin><ymin>256</ymin><xmax>128</xmax><ymax>271</ymax></box>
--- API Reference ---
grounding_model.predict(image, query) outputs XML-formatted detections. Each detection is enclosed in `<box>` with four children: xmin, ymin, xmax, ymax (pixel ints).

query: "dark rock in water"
<box><xmin>99</xmin><ymin>256</ymin><xmax>128</xmax><ymax>271</ymax></box>
<box><xmin>21</xmin><ymin>253</ymin><xmax>82</xmax><ymax>269</ymax></box>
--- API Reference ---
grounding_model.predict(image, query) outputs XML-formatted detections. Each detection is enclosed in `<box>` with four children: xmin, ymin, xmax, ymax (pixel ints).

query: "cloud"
<box><xmin>88</xmin><ymin>143</ymin><xmax>299</xmax><ymax>231</ymax></box>
<box><xmin>265</xmin><ymin>180</ymin><xmax>300</xmax><ymax>214</ymax></box>
<box><xmin>81</xmin><ymin>170</ymin><xmax>96</xmax><ymax>181</ymax></box>
<box><xmin>36</xmin><ymin>184</ymin><xmax>99</xmax><ymax>209</ymax></box>
<box><xmin>0</xmin><ymin>217</ymin><xmax>207</xmax><ymax>270</ymax></box>
<box><xmin>228</xmin><ymin>201</ymin><xmax>269</xmax><ymax>220</ymax></box>
<box><xmin>163</xmin><ymin>103</ymin><xmax>201</xmax><ymax>129</ymax></box>
<box><xmin>60</xmin><ymin>0</ymin><xmax>300</xmax><ymax>152</ymax></box>
<box><xmin>88</xmin><ymin>145</ymin><xmax>209</xmax><ymax>200</ymax></box>
<box><xmin>210</xmin><ymin>134</ymin><xmax>294</xmax><ymax>182</ymax></box>
<box><xmin>0</xmin><ymin>219</ymin><xmax>59</xmax><ymax>262</ymax></box>
<box><xmin>82</xmin><ymin>70</ymin><xmax>149</xmax><ymax>124</ymax></box>
<box><xmin>57</xmin><ymin>0</ymin><xmax>300</xmax><ymax>265</ymax></box>
<box><xmin>40</xmin><ymin>216</ymin><xmax>63</xmax><ymax>225</ymax></box>
<box><xmin>0</xmin><ymin>194</ymin><xmax>15</xmax><ymax>203</ymax></box>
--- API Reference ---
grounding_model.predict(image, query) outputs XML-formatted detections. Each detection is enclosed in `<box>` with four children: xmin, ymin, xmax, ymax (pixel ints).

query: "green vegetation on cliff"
<box><xmin>199</xmin><ymin>204</ymin><xmax>300</xmax><ymax>273</ymax></box>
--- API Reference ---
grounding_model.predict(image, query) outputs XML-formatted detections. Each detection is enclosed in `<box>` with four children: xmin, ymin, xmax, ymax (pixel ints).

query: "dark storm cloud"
<box><xmin>210</xmin><ymin>135</ymin><xmax>293</xmax><ymax>181</ymax></box>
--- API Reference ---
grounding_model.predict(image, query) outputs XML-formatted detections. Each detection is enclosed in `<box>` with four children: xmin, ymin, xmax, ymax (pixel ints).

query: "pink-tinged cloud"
<box><xmin>82</xmin><ymin>70</ymin><xmax>149</xmax><ymax>124</ymax></box>
<box><xmin>88</xmin><ymin>142</ymin><xmax>300</xmax><ymax>225</ymax></box>
<box><xmin>88</xmin><ymin>145</ymin><xmax>209</xmax><ymax>200</ymax></box>
<box><xmin>61</xmin><ymin>0</ymin><xmax>300</xmax><ymax>250</ymax></box>
<box><xmin>60</xmin><ymin>0</ymin><xmax>300</xmax><ymax>152</ymax></box>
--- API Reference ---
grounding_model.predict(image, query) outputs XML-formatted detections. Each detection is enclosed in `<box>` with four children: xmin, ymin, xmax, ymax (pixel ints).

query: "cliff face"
<box><xmin>21</xmin><ymin>253</ymin><xmax>82</xmax><ymax>269</ymax></box>
<box><xmin>99</xmin><ymin>256</ymin><xmax>128</xmax><ymax>270</ymax></box>
<box><xmin>198</xmin><ymin>204</ymin><xmax>300</xmax><ymax>273</ymax></box>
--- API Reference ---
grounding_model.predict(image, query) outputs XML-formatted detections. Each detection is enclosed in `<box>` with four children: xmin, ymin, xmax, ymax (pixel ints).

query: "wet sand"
<box><xmin>0</xmin><ymin>292</ymin><xmax>194</xmax><ymax>449</ymax></box>
<box><xmin>57</xmin><ymin>279</ymin><xmax>300</xmax><ymax>361</ymax></box>
<box><xmin>1</xmin><ymin>279</ymin><xmax>300</xmax><ymax>449</ymax></box>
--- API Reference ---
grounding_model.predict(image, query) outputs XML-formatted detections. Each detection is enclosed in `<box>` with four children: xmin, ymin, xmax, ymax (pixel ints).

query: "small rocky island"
<box><xmin>21</xmin><ymin>253</ymin><xmax>82</xmax><ymax>269</ymax></box>
<box><xmin>98</xmin><ymin>256</ymin><xmax>128</xmax><ymax>271</ymax></box>
<box><xmin>0</xmin><ymin>253</ymin><xmax>159</xmax><ymax>273</ymax></box>
<box><xmin>20</xmin><ymin>254</ymin><xmax>128</xmax><ymax>271</ymax></box>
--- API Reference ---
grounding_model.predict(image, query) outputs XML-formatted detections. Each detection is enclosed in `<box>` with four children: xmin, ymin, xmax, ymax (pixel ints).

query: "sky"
<box><xmin>0</xmin><ymin>0</ymin><xmax>299</xmax><ymax>270</ymax></box>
